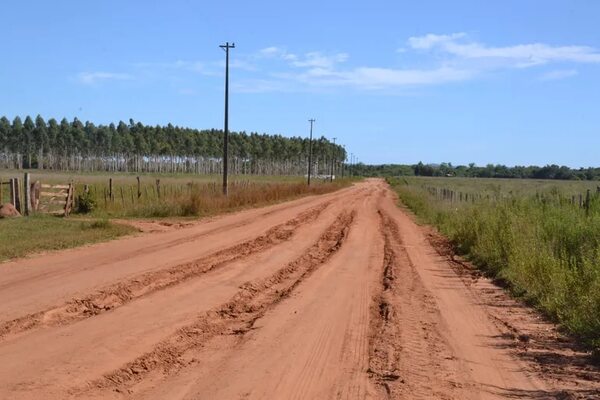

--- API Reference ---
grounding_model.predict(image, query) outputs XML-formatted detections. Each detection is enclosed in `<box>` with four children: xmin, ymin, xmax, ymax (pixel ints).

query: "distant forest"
<box><xmin>0</xmin><ymin>115</ymin><xmax>346</xmax><ymax>175</ymax></box>
<box><xmin>3</xmin><ymin>115</ymin><xmax>597</xmax><ymax>180</ymax></box>
<box><xmin>353</xmin><ymin>162</ymin><xmax>600</xmax><ymax>181</ymax></box>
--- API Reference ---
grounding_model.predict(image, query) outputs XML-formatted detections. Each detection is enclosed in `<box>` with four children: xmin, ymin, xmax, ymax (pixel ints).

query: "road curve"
<box><xmin>0</xmin><ymin>179</ymin><xmax>598</xmax><ymax>400</ymax></box>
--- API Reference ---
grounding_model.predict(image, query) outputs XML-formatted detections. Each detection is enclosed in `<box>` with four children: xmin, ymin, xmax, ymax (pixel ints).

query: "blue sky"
<box><xmin>2</xmin><ymin>1</ymin><xmax>600</xmax><ymax>166</ymax></box>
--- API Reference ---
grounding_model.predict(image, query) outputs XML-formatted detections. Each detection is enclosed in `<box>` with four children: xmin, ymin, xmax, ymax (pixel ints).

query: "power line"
<box><xmin>220</xmin><ymin>41</ymin><xmax>235</xmax><ymax>196</ymax></box>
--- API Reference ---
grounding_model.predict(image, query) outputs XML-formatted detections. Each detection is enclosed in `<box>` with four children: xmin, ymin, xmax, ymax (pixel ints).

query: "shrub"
<box><xmin>76</xmin><ymin>191</ymin><xmax>97</xmax><ymax>214</ymax></box>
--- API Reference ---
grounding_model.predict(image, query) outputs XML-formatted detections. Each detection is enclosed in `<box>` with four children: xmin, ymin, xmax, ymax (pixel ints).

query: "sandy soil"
<box><xmin>0</xmin><ymin>179</ymin><xmax>598</xmax><ymax>399</ymax></box>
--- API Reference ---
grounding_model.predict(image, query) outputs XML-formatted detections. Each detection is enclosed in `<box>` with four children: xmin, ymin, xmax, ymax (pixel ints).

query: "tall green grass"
<box><xmin>0</xmin><ymin>216</ymin><xmax>134</xmax><ymax>262</ymax></box>
<box><xmin>388</xmin><ymin>177</ymin><xmax>600</xmax><ymax>353</ymax></box>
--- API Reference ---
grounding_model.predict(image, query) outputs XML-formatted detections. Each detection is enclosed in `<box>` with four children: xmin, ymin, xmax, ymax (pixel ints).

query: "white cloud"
<box><xmin>256</xmin><ymin>47</ymin><xmax>347</xmax><ymax>69</ymax></box>
<box><xmin>340</xmin><ymin>66</ymin><xmax>472</xmax><ymax>88</ymax></box>
<box><xmin>256</xmin><ymin>64</ymin><xmax>472</xmax><ymax>93</ymax></box>
<box><xmin>289</xmin><ymin>52</ymin><xmax>349</xmax><ymax>69</ymax></box>
<box><xmin>77</xmin><ymin>72</ymin><xmax>132</xmax><ymax>85</ymax></box>
<box><xmin>407</xmin><ymin>33</ymin><xmax>467</xmax><ymax>50</ymax></box>
<box><xmin>79</xmin><ymin>35</ymin><xmax>599</xmax><ymax>94</ymax></box>
<box><xmin>539</xmin><ymin>69</ymin><xmax>578</xmax><ymax>81</ymax></box>
<box><xmin>407</xmin><ymin>33</ymin><xmax>600</xmax><ymax>67</ymax></box>
<box><xmin>258</xmin><ymin>46</ymin><xmax>281</xmax><ymax>56</ymax></box>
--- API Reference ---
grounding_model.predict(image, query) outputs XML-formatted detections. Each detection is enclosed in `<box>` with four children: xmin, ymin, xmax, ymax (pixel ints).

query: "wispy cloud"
<box><xmin>244</xmin><ymin>46</ymin><xmax>471</xmax><ymax>92</ymax></box>
<box><xmin>76</xmin><ymin>35</ymin><xmax>599</xmax><ymax>93</ymax></box>
<box><xmin>539</xmin><ymin>69</ymin><xmax>578</xmax><ymax>81</ymax></box>
<box><xmin>77</xmin><ymin>72</ymin><xmax>132</xmax><ymax>85</ymax></box>
<box><xmin>257</xmin><ymin>47</ymin><xmax>348</xmax><ymax>69</ymax></box>
<box><xmin>407</xmin><ymin>33</ymin><xmax>600</xmax><ymax>67</ymax></box>
<box><xmin>272</xmin><ymin>65</ymin><xmax>473</xmax><ymax>91</ymax></box>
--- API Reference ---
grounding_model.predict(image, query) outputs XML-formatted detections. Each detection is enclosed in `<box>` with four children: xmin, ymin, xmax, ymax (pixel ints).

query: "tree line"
<box><xmin>352</xmin><ymin>162</ymin><xmax>600</xmax><ymax>181</ymax></box>
<box><xmin>0</xmin><ymin>115</ymin><xmax>346</xmax><ymax>176</ymax></box>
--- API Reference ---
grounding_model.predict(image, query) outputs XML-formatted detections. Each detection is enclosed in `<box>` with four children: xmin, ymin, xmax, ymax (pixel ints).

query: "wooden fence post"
<box><xmin>156</xmin><ymin>179</ymin><xmax>161</xmax><ymax>199</ymax></box>
<box><xmin>13</xmin><ymin>178</ymin><xmax>22</xmax><ymax>213</ymax></box>
<box><xmin>23</xmin><ymin>173</ymin><xmax>30</xmax><ymax>216</ymax></box>
<box><xmin>585</xmin><ymin>189</ymin><xmax>591</xmax><ymax>216</ymax></box>
<box><xmin>9</xmin><ymin>178</ymin><xmax>16</xmax><ymax>206</ymax></box>
<box><xmin>32</xmin><ymin>180</ymin><xmax>40</xmax><ymax>211</ymax></box>
<box><xmin>137</xmin><ymin>176</ymin><xmax>141</xmax><ymax>198</ymax></box>
<box><xmin>109</xmin><ymin>178</ymin><xmax>113</xmax><ymax>203</ymax></box>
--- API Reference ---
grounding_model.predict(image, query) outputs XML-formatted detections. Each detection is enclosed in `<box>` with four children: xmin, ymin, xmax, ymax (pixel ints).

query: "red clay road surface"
<box><xmin>0</xmin><ymin>179</ymin><xmax>598</xmax><ymax>399</ymax></box>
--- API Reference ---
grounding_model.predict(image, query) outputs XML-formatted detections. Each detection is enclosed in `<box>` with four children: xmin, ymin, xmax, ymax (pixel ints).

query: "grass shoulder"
<box><xmin>386</xmin><ymin>176</ymin><xmax>600</xmax><ymax>356</ymax></box>
<box><xmin>0</xmin><ymin>215</ymin><xmax>135</xmax><ymax>262</ymax></box>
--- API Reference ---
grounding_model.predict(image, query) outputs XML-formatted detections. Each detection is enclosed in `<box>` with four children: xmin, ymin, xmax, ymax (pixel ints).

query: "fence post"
<box><xmin>32</xmin><ymin>180</ymin><xmax>40</xmax><ymax>211</ymax></box>
<box><xmin>23</xmin><ymin>173</ymin><xmax>30</xmax><ymax>216</ymax></box>
<box><xmin>137</xmin><ymin>176</ymin><xmax>141</xmax><ymax>198</ymax></box>
<box><xmin>156</xmin><ymin>179</ymin><xmax>161</xmax><ymax>199</ymax></box>
<box><xmin>109</xmin><ymin>178</ymin><xmax>113</xmax><ymax>203</ymax></box>
<box><xmin>585</xmin><ymin>189</ymin><xmax>591</xmax><ymax>216</ymax></box>
<box><xmin>9</xmin><ymin>178</ymin><xmax>16</xmax><ymax>206</ymax></box>
<box><xmin>13</xmin><ymin>178</ymin><xmax>21</xmax><ymax>213</ymax></box>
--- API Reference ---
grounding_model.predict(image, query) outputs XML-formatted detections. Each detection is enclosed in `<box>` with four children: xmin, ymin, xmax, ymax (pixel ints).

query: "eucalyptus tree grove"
<box><xmin>0</xmin><ymin>115</ymin><xmax>346</xmax><ymax>176</ymax></box>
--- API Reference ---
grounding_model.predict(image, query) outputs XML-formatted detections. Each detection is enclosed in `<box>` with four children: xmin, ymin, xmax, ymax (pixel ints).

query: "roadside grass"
<box><xmin>387</xmin><ymin>176</ymin><xmax>600</xmax><ymax>355</ymax></box>
<box><xmin>95</xmin><ymin>180</ymin><xmax>352</xmax><ymax>218</ymax></box>
<box><xmin>0</xmin><ymin>170</ymin><xmax>355</xmax><ymax>260</ymax></box>
<box><xmin>0</xmin><ymin>215</ymin><xmax>135</xmax><ymax>262</ymax></box>
<box><xmin>0</xmin><ymin>169</ymin><xmax>354</xmax><ymax>218</ymax></box>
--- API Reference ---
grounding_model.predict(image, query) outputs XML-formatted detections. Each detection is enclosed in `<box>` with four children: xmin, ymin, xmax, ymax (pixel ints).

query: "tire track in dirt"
<box><xmin>76</xmin><ymin>209</ymin><xmax>356</xmax><ymax>397</ymax></box>
<box><xmin>368</xmin><ymin>210</ymin><xmax>468</xmax><ymax>399</ymax></box>
<box><xmin>106</xmin><ymin>186</ymin><xmax>354</xmax><ymax>258</ymax></box>
<box><xmin>0</xmin><ymin>202</ymin><xmax>330</xmax><ymax>343</ymax></box>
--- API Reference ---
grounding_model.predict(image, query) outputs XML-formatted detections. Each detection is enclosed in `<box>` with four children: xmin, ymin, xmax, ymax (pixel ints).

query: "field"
<box><xmin>387</xmin><ymin>176</ymin><xmax>600</xmax><ymax>353</ymax></box>
<box><xmin>0</xmin><ymin>169</ymin><xmax>351</xmax><ymax>261</ymax></box>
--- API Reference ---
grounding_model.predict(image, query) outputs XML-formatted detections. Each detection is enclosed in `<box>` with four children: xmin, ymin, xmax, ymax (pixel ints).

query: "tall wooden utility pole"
<box><xmin>341</xmin><ymin>144</ymin><xmax>346</xmax><ymax>178</ymax></box>
<box><xmin>220</xmin><ymin>42</ymin><xmax>235</xmax><ymax>195</ymax></box>
<box><xmin>307</xmin><ymin>118</ymin><xmax>315</xmax><ymax>186</ymax></box>
<box><xmin>330</xmin><ymin>137</ymin><xmax>337</xmax><ymax>182</ymax></box>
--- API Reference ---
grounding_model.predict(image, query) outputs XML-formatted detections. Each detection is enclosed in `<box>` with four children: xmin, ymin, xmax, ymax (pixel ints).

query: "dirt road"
<box><xmin>0</xmin><ymin>179</ymin><xmax>598</xmax><ymax>399</ymax></box>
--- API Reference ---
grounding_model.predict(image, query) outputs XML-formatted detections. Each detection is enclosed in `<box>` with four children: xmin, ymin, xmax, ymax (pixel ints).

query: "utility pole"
<box><xmin>330</xmin><ymin>137</ymin><xmax>336</xmax><ymax>182</ymax></box>
<box><xmin>220</xmin><ymin>41</ymin><xmax>235</xmax><ymax>196</ymax></box>
<box><xmin>341</xmin><ymin>145</ymin><xmax>346</xmax><ymax>178</ymax></box>
<box><xmin>307</xmin><ymin>118</ymin><xmax>315</xmax><ymax>186</ymax></box>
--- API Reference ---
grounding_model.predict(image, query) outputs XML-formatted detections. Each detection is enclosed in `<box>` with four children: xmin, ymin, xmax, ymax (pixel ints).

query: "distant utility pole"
<box><xmin>220</xmin><ymin>41</ymin><xmax>235</xmax><ymax>196</ymax></box>
<box><xmin>307</xmin><ymin>118</ymin><xmax>315</xmax><ymax>186</ymax></box>
<box><xmin>350</xmin><ymin>153</ymin><xmax>354</xmax><ymax>177</ymax></box>
<box><xmin>330</xmin><ymin>137</ymin><xmax>337</xmax><ymax>182</ymax></box>
<box><xmin>341</xmin><ymin>145</ymin><xmax>346</xmax><ymax>178</ymax></box>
